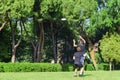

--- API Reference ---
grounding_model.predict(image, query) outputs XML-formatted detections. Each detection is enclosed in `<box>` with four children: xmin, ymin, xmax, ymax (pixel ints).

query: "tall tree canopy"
<box><xmin>1</xmin><ymin>0</ymin><xmax>120</xmax><ymax>67</ymax></box>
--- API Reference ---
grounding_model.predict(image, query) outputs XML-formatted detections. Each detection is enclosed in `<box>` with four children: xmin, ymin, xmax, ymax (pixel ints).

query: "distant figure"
<box><xmin>89</xmin><ymin>43</ymin><xmax>99</xmax><ymax>70</ymax></box>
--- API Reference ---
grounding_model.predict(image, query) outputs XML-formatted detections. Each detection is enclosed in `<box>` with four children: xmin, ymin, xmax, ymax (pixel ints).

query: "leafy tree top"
<box><xmin>40</xmin><ymin>0</ymin><xmax>63</xmax><ymax>21</ymax></box>
<box><xmin>100</xmin><ymin>33</ymin><xmax>120</xmax><ymax>63</ymax></box>
<box><xmin>0</xmin><ymin>0</ymin><xmax>34</xmax><ymax>20</ymax></box>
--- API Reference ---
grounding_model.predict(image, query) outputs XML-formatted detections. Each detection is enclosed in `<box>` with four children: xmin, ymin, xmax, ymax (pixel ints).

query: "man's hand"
<box><xmin>73</xmin><ymin>39</ymin><xmax>77</xmax><ymax>47</ymax></box>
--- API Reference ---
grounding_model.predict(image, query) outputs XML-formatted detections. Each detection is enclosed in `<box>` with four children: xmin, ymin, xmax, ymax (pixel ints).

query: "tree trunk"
<box><xmin>11</xmin><ymin>47</ymin><xmax>16</xmax><ymax>63</ymax></box>
<box><xmin>10</xmin><ymin>20</ymin><xmax>22</xmax><ymax>63</ymax></box>
<box><xmin>33</xmin><ymin>47</ymin><xmax>37</xmax><ymax>62</ymax></box>
<box><xmin>40</xmin><ymin>22</ymin><xmax>44</xmax><ymax>61</ymax></box>
<box><xmin>109</xmin><ymin>61</ymin><xmax>112</xmax><ymax>71</ymax></box>
<box><xmin>37</xmin><ymin>22</ymin><xmax>44</xmax><ymax>62</ymax></box>
<box><xmin>51</xmin><ymin>21</ymin><xmax>57</xmax><ymax>63</ymax></box>
<box><xmin>22</xmin><ymin>19</ymin><xmax>41</xmax><ymax>62</ymax></box>
<box><xmin>11</xmin><ymin>20</ymin><xmax>16</xmax><ymax>63</ymax></box>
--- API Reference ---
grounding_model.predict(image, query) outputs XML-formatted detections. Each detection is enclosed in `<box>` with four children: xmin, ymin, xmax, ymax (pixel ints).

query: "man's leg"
<box><xmin>74</xmin><ymin>68</ymin><xmax>78</xmax><ymax>76</ymax></box>
<box><xmin>74</xmin><ymin>64</ymin><xmax>78</xmax><ymax>77</ymax></box>
<box><xmin>79</xmin><ymin>63</ymin><xmax>84</xmax><ymax>76</ymax></box>
<box><xmin>79</xmin><ymin>67</ymin><xmax>84</xmax><ymax>76</ymax></box>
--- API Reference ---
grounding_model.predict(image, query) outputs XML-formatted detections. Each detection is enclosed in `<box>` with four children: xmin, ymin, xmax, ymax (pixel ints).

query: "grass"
<box><xmin>0</xmin><ymin>71</ymin><xmax>120</xmax><ymax>80</ymax></box>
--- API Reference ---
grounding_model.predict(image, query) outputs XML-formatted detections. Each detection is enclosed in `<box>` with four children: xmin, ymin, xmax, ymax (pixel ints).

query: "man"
<box><xmin>73</xmin><ymin>46</ymin><xmax>84</xmax><ymax>77</ymax></box>
<box><xmin>73</xmin><ymin>35</ymin><xmax>86</xmax><ymax>76</ymax></box>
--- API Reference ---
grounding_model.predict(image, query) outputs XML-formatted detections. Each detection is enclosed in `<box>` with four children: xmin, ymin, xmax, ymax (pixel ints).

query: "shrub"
<box><xmin>102</xmin><ymin>63</ymin><xmax>109</xmax><ymax>70</ymax></box>
<box><xmin>0</xmin><ymin>62</ymin><xmax>62</xmax><ymax>72</ymax></box>
<box><xmin>61</xmin><ymin>64</ymin><xmax>74</xmax><ymax>71</ymax></box>
<box><xmin>0</xmin><ymin>63</ymin><xmax>110</xmax><ymax>72</ymax></box>
<box><xmin>85</xmin><ymin>64</ymin><xmax>95</xmax><ymax>71</ymax></box>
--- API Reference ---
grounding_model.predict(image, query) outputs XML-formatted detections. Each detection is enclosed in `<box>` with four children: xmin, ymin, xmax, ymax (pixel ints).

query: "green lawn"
<box><xmin>0</xmin><ymin>71</ymin><xmax>120</xmax><ymax>80</ymax></box>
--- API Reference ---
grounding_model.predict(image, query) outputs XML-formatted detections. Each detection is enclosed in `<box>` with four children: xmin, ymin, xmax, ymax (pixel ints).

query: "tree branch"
<box><xmin>14</xmin><ymin>20</ymin><xmax>22</xmax><ymax>48</ymax></box>
<box><xmin>0</xmin><ymin>20</ymin><xmax>9</xmax><ymax>31</ymax></box>
<box><xmin>22</xmin><ymin>20</ymin><xmax>36</xmax><ymax>49</ymax></box>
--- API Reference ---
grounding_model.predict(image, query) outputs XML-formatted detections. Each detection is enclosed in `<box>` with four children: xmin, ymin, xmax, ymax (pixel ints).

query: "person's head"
<box><xmin>76</xmin><ymin>46</ymin><xmax>81</xmax><ymax>52</ymax></box>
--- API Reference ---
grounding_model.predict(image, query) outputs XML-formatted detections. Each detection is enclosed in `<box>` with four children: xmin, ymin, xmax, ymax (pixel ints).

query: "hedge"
<box><xmin>85</xmin><ymin>63</ymin><xmax>109</xmax><ymax>71</ymax></box>
<box><xmin>0</xmin><ymin>62</ymin><xmax>109</xmax><ymax>72</ymax></box>
<box><xmin>0</xmin><ymin>63</ymin><xmax>62</xmax><ymax>72</ymax></box>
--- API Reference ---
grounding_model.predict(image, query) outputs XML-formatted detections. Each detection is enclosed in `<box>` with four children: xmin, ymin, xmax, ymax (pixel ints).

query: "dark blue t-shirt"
<box><xmin>73</xmin><ymin>52</ymin><xmax>83</xmax><ymax>64</ymax></box>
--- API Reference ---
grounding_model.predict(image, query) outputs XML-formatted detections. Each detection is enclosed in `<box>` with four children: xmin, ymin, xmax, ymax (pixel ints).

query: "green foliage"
<box><xmin>85</xmin><ymin>63</ymin><xmax>109</xmax><ymax>71</ymax></box>
<box><xmin>0</xmin><ymin>63</ymin><xmax>111</xmax><ymax>72</ymax></box>
<box><xmin>40</xmin><ymin>0</ymin><xmax>62</xmax><ymax>21</ymax></box>
<box><xmin>61</xmin><ymin>64</ymin><xmax>74</xmax><ymax>71</ymax></box>
<box><xmin>61</xmin><ymin>0</ymin><xmax>98</xmax><ymax>39</ymax></box>
<box><xmin>0</xmin><ymin>27</ymin><xmax>11</xmax><ymax>62</ymax></box>
<box><xmin>88</xmin><ymin>0</ymin><xmax>120</xmax><ymax>38</ymax></box>
<box><xmin>94</xmin><ymin>53</ymin><xmax>102</xmax><ymax>63</ymax></box>
<box><xmin>0</xmin><ymin>63</ymin><xmax>62</xmax><ymax>72</ymax></box>
<box><xmin>62</xmin><ymin>0</ymin><xmax>97</xmax><ymax>22</ymax></box>
<box><xmin>1</xmin><ymin>0</ymin><xmax>120</xmax><ymax>68</ymax></box>
<box><xmin>85</xmin><ymin>64</ymin><xmax>95</xmax><ymax>71</ymax></box>
<box><xmin>0</xmin><ymin>0</ymin><xmax>33</xmax><ymax>18</ymax></box>
<box><xmin>100</xmin><ymin>33</ymin><xmax>120</xmax><ymax>63</ymax></box>
<box><xmin>98</xmin><ymin>63</ymin><xmax>109</xmax><ymax>70</ymax></box>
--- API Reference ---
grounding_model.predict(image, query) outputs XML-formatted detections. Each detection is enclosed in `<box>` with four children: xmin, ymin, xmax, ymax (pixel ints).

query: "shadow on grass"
<box><xmin>82</xmin><ymin>74</ymin><xmax>92</xmax><ymax>77</ymax></box>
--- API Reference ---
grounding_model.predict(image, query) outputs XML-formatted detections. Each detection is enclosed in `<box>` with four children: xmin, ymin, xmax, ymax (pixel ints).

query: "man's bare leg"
<box><xmin>79</xmin><ymin>67</ymin><xmax>84</xmax><ymax>76</ymax></box>
<box><xmin>74</xmin><ymin>68</ymin><xmax>78</xmax><ymax>77</ymax></box>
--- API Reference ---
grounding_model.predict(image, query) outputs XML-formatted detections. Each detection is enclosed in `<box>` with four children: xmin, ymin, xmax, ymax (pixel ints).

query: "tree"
<box><xmin>10</xmin><ymin>0</ymin><xmax>34</xmax><ymax>63</ymax></box>
<box><xmin>0</xmin><ymin>0</ymin><xmax>34</xmax><ymax>63</ymax></box>
<box><xmin>86</xmin><ymin>0</ymin><xmax>120</xmax><ymax>70</ymax></box>
<box><xmin>88</xmin><ymin>0</ymin><xmax>120</xmax><ymax>38</ymax></box>
<box><xmin>62</xmin><ymin>0</ymin><xmax>98</xmax><ymax>49</ymax></box>
<box><xmin>62</xmin><ymin>0</ymin><xmax>99</xmax><ymax>68</ymax></box>
<box><xmin>99</xmin><ymin>33</ymin><xmax>120</xmax><ymax>70</ymax></box>
<box><xmin>0</xmin><ymin>25</ymin><xmax>11</xmax><ymax>62</ymax></box>
<box><xmin>40</xmin><ymin>0</ymin><xmax>63</xmax><ymax>62</ymax></box>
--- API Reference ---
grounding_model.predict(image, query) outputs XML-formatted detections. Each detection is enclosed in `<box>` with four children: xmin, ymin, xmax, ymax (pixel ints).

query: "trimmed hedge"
<box><xmin>85</xmin><ymin>63</ymin><xmax>109</xmax><ymax>71</ymax></box>
<box><xmin>0</xmin><ymin>63</ymin><xmax>62</xmax><ymax>72</ymax></box>
<box><xmin>98</xmin><ymin>63</ymin><xmax>109</xmax><ymax>70</ymax></box>
<box><xmin>0</xmin><ymin>63</ymin><xmax>109</xmax><ymax>72</ymax></box>
<box><xmin>85</xmin><ymin>64</ymin><xmax>95</xmax><ymax>71</ymax></box>
<box><xmin>61</xmin><ymin>64</ymin><xmax>74</xmax><ymax>71</ymax></box>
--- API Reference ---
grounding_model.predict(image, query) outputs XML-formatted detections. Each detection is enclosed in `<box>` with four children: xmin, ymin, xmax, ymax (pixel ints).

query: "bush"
<box><xmin>61</xmin><ymin>64</ymin><xmax>74</xmax><ymax>71</ymax></box>
<box><xmin>98</xmin><ymin>63</ymin><xmax>109</xmax><ymax>70</ymax></box>
<box><xmin>85</xmin><ymin>64</ymin><xmax>95</xmax><ymax>71</ymax></box>
<box><xmin>85</xmin><ymin>63</ymin><xmax>109</xmax><ymax>71</ymax></box>
<box><xmin>0</xmin><ymin>63</ymin><xmax>109</xmax><ymax>72</ymax></box>
<box><xmin>0</xmin><ymin>63</ymin><xmax>62</xmax><ymax>72</ymax></box>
